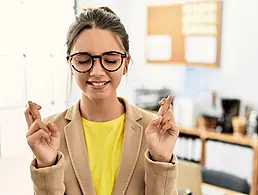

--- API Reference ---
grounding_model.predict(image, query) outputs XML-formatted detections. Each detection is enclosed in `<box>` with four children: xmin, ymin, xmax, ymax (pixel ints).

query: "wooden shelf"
<box><xmin>179</xmin><ymin>126</ymin><xmax>204</xmax><ymax>137</ymax></box>
<box><xmin>179</xmin><ymin>126</ymin><xmax>258</xmax><ymax>148</ymax></box>
<box><xmin>205</xmin><ymin>131</ymin><xmax>258</xmax><ymax>148</ymax></box>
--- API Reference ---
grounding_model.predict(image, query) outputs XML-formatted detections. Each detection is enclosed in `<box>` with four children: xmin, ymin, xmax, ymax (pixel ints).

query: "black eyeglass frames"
<box><xmin>66</xmin><ymin>51</ymin><xmax>127</xmax><ymax>73</ymax></box>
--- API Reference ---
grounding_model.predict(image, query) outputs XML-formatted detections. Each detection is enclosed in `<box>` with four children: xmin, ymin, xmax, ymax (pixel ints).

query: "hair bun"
<box><xmin>99</xmin><ymin>6</ymin><xmax>116</xmax><ymax>15</ymax></box>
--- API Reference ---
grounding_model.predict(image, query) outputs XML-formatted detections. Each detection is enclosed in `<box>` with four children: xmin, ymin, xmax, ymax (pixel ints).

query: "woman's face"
<box><xmin>70</xmin><ymin>28</ymin><xmax>129</xmax><ymax>101</ymax></box>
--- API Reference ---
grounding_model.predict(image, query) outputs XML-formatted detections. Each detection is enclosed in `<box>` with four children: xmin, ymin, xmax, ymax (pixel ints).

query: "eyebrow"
<box><xmin>72</xmin><ymin>50</ymin><xmax>125</xmax><ymax>55</ymax></box>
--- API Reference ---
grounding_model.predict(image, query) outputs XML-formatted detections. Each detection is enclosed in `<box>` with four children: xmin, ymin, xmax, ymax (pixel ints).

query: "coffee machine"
<box><xmin>218</xmin><ymin>99</ymin><xmax>241</xmax><ymax>134</ymax></box>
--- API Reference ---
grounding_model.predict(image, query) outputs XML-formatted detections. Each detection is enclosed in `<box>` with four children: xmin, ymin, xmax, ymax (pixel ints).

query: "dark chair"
<box><xmin>202</xmin><ymin>168</ymin><xmax>250</xmax><ymax>194</ymax></box>
<box><xmin>178</xmin><ymin>189</ymin><xmax>192</xmax><ymax>195</ymax></box>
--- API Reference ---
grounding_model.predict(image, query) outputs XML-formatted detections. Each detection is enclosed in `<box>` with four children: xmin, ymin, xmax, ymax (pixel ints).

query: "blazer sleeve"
<box><xmin>30</xmin><ymin>151</ymin><xmax>65</xmax><ymax>195</ymax></box>
<box><xmin>144</xmin><ymin>150</ymin><xmax>178</xmax><ymax>195</ymax></box>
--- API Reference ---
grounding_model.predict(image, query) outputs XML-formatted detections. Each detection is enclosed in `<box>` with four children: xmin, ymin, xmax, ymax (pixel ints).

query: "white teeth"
<box><xmin>91</xmin><ymin>82</ymin><xmax>106</xmax><ymax>86</ymax></box>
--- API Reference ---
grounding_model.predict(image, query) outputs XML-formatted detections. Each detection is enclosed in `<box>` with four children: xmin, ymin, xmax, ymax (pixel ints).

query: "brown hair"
<box><xmin>66</xmin><ymin>6</ymin><xmax>129</xmax><ymax>55</ymax></box>
<box><xmin>66</xmin><ymin>6</ymin><xmax>130</xmax><ymax>98</ymax></box>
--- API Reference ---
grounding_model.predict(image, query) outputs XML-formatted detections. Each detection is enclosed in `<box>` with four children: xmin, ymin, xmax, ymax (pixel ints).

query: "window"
<box><xmin>0</xmin><ymin>0</ymin><xmax>74</xmax><ymax>157</ymax></box>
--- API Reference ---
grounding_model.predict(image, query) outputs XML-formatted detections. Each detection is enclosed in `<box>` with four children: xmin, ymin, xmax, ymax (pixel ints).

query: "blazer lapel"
<box><xmin>112</xmin><ymin>98</ymin><xmax>143</xmax><ymax>195</ymax></box>
<box><xmin>64</xmin><ymin>101</ymin><xmax>95</xmax><ymax>195</ymax></box>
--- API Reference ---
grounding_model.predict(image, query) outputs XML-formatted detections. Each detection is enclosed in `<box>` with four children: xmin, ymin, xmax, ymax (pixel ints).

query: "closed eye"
<box><xmin>104</xmin><ymin>60</ymin><xmax>117</xmax><ymax>64</ymax></box>
<box><xmin>78</xmin><ymin>60</ymin><xmax>91</xmax><ymax>64</ymax></box>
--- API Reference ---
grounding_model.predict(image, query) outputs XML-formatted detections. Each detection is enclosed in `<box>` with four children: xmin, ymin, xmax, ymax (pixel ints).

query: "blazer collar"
<box><xmin>64</xmin><ymin>97</ymin><xmax>144</xmax><ymax>195</ymax></box>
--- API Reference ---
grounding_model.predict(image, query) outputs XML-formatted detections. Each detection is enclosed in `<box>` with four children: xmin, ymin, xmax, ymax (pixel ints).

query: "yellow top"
<box><xmin>82</xmin><ymin>114</ymin><xmax>125</xmax><ymax>195</ymax></box>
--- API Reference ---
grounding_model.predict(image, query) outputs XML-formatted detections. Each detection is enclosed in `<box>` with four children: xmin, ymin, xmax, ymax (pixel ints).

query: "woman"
<box><xmin>24</xmin><ymin>6</ymin><xmax>179</xmax><ymax>195</ymax></box>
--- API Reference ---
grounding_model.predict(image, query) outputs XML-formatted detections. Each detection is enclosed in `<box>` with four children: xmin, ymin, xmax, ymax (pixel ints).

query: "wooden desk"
<box><xmin>202</xmin><ymin>183</ymin><xmax>247</xmax><ymax>195</ymax></box>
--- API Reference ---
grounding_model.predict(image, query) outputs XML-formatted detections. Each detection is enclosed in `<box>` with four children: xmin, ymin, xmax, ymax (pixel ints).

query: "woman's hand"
<box><xmin>24</xmin><ymin>101</ymin><xmax>60</xmax><ymax>168</ymax></box>
<box><xmin>145</xmin><ymin>95</ymin><xmax>179</xmax><ymax>163</ymax></box>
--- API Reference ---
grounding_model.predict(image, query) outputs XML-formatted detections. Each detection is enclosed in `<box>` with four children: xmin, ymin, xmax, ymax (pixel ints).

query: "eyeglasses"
<box><xmin>66</xmin><ymin>51</ymin><xmax>127</xmax><ymax>73</ymax></box>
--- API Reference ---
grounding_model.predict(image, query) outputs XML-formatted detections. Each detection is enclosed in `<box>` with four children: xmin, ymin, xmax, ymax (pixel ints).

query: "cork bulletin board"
<box><xmin>146</xmin><ymin>0</ymin><xmax>222</xmax><ymax>68</ymax></box>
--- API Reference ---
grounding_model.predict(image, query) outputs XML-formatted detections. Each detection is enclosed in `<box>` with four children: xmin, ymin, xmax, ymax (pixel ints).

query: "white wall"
<box><xmin>115</xmin><ymin>0</ymin><xmax>258</xmax><ymax>113</ymax></box>
<box><xmin>73</xmin><ymin>0</ymin><xmax>258</xmax><ymax>113</ymax></box>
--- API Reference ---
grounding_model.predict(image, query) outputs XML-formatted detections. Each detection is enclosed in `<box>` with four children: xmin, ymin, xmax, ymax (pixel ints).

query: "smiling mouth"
<box><xmin>86</xmin><ymin>81</ymin><xmax>110</xmax><ymax>87</ymax></box>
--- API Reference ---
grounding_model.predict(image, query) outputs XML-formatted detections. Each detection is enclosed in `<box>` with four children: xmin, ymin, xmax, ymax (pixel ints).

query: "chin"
<box><xmin>84</xmin><ymin>91</ymin><xmax>112</xmax><ymax>101</ymax></box>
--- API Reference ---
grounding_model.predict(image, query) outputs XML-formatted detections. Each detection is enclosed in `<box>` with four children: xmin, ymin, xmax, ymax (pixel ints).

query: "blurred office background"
<box><xmin>0</xmin><ymin>0</ymin><xmax>258</xmax><ymax>194</ymax></box>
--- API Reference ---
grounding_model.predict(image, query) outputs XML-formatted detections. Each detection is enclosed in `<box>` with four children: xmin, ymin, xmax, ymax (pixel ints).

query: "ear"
<box><xmin>123</xmin><ymin>57</ymin><xmax>131</xmax><ymax>75</ymax></box>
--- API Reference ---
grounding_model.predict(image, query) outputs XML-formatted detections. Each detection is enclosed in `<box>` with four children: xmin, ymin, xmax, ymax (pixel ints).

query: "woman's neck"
<box><xmin>80</xmin><ymin>95</ymin><xmax>125</xmax><ymax>122</ymax></box>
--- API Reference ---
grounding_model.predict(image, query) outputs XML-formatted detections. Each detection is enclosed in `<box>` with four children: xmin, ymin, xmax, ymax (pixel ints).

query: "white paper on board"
<box><xmin>185</xmin><ymin>36</ymin><xmax>217</xmax><ymax>64</ymax></box>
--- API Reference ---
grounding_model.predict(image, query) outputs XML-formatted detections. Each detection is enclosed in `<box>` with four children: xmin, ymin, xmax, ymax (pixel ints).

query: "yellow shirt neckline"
<box><xmin>81</xmin><ymin>113</ymin><xmax>125</xmax><ymax>125</ymax></box>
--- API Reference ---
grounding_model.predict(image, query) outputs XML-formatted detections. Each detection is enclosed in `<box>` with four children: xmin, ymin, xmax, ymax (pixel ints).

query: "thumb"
<box><xmin>151</xmin><ymin>115</ymin><xmax>162</xmax><ymax>127</ymax></box>
<box><xmin>47</xmin><ymin>123</ymin><xmax>60</xmax><ymax>138</ymax></box>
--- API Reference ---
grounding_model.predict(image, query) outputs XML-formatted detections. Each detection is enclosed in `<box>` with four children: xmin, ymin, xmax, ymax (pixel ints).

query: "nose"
<box><xmin>89</xmin><ymin>58</ymin><xmax>105</xmax><ymax>76</ymax></box>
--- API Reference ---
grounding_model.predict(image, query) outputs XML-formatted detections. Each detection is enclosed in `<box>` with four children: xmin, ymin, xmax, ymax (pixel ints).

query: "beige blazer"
<box><xmin>30</xmin><ymin>97</ymin><xmax>178</xmax><ymax>195</ymax></box>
